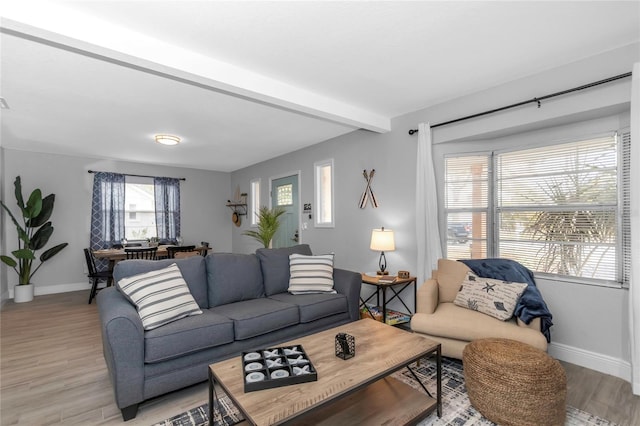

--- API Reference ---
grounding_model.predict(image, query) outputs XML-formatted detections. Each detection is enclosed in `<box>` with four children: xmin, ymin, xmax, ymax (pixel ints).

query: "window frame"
<box><xmin>250</xmin><ymin>178</ymin><xmax>261</xmax><ymax>227</ymax></box>
<box><xmin>443</xmin><ymin>130</ymin><xmax>627</xmax><ymax>289</ymax></box>
<box><xmin>314</xmin><ymin>158</ymin><xmax>335</xmax><ymax>228</ymax></box>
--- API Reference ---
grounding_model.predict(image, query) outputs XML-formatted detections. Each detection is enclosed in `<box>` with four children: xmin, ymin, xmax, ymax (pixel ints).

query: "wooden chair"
<box><xmin>124</xmin><ymin>247</ymin><xmax>158</xmax><ymax>260</ymax></box>
<box><xmin>174</xmin><ymin>251</ymin><xmax>200</xmax><ymax>259</ymax></box>
<box><xmin>84</xmin><ymin>248</ymin><xmax>112</xmax><ymax>304</ymax></box>
<box><xmin>167</xmin><ymin>245</ymin><xmax>196</xmax><ymax>258</ymax></box>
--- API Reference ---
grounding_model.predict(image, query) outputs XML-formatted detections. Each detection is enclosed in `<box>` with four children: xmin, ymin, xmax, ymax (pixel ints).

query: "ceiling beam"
<box><xmin>0</xmin><ymin>9</ymin><xmax>391</xmax><ymax>133</ymax></box>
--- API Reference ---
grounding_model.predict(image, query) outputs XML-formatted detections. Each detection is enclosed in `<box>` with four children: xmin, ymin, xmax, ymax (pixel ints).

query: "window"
<box><xmin>445</xmin><ymin>155</ymin><xmax>489</xmax><ymax>260</ymax></box>
<box><xmin>314</xmin><ymin>159</ymin><xmax>334</xmax><ymax>227</ymax></box>
<box><xmin>445</xmin><ymin>132</ymin><xmax>629</xmax><ymax>287</ymax></box>
<box><xmin>250</xmin><ymin>178</ymin><xmax>260</xmax><ymax>226</ymax></box>
<box><xmin>89</xmin><ymin>172</ymin><xmax>180</xmax><ymax>251</ymax></box>
<box><xmin>276</xmin><ymin>183</ymin><xmax>293</xmax><ymax>206</ymax></box>
<box><xmin>124</xmin><ymin>180</ymin><xmax>156</xmax><ymax>240</ymax></box>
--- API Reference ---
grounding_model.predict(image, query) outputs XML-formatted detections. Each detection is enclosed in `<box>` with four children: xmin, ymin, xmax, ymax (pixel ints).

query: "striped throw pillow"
<box><xmin>117</xmin><ymin>263</ymin><xmax>202</xmax><ymax>330</ymax></box>
<box><xmin>288</xmin><ymin>253</ymin><xmax>336</xmax><ymax>294</ymax></box>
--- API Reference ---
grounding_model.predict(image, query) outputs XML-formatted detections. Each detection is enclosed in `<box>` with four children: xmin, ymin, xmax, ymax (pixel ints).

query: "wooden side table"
<box><xmin>360</xmin><ymin>274</ymin><xmax>417</xmax><ymax>326</ymax></box>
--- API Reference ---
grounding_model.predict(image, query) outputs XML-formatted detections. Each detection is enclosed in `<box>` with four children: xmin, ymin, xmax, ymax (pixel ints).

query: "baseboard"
<box><xmin>8</xmin><ymin>282</ymin><xmax>95</xmax><ymax>298</ymax></box>
<box><xmin>549</xmin><ymin>341</ymin><xmax>631</xmax><ymax>383</ymax></box>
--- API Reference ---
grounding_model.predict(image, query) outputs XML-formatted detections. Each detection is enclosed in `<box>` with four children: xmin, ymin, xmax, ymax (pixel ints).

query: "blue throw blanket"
<box><xmin>460</xmin><ymin>258</ymin><xmax>553</xmax><ymax>342</ymax></box>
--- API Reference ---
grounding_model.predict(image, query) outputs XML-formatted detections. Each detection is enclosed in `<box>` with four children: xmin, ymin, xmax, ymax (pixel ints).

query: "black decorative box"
<box><xmin>335</xmin><ymin>333</ymin><xmax>355</xmax><ymax>360</ymax></box>
<box><xmin>241</xmin><ymin>345</ymin><xmax>317</xmax><ymax>392</ymax></box>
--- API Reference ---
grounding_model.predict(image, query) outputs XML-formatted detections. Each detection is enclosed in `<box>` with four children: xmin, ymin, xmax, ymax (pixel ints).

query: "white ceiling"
<box><xmin>1</xmin><ymin>1</ymin><xmax>639</xmax><ymax>172</ymax></box>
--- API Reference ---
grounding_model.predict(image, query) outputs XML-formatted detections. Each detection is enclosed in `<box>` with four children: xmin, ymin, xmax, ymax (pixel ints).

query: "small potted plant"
<box><xmin>1</xmin><ymin>176</ymin><xmax>68</xmax><ymax>302</ymax></box>
<box><xmin>243</xmin><ymin>206</ymin><xmax>286</xmax><ymax>248</ymax></box>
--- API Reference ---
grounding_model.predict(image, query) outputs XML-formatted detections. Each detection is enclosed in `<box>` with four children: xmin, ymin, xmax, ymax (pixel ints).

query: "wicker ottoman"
<box><xmin>463</xmin><ymin>338</ymin><xmax>566</xmax><ymax>426</ymax></box>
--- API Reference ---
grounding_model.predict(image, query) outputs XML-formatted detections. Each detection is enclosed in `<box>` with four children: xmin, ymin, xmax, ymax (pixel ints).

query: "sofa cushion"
<box><xmin>212</xmin><ymin>298</ymin><xmax>299</xmax><ymax>340</ymax></box>
<box><xmin>412</xmin><ymin>302</ymin><xmax>545</xmax><ymax>344</ymax></box>
<box><xmin>206</xmin><ymin>253</ymin><xmax>265</xmax><ymax>307</ymax></box>
<box><xmin>288</xmin><ymin>253</ymin><xmax>335</xmax><ymax>294</ymax></box>
<box><xmin>256</xmin><ymin>244</ymin><xmax>313</xmax><ymax>296</ymax></box>
<box><xmin>437</xmin><ymin>259</ymin><xmax>471</xmax><ymax>303</ymax></box>
<box><xmin>117</xmin><ymin>263</ymin><xmax>202</xmax><ymax>330</ymax></box>
<box><xmin>454</xmin><ymin>273</ymin><xmax>528</xmax><ymax>320</ymax></box>
<box><xmin>113</xmin><ymin>255</ymin><xmax>209</xmax><ymax>308</ymax></box>
<box><xmin>269</xmin><ymin>292</ymin><xmax>347</xmax><ymax>323</ymax></box>
<box><xmin>144</xmin><ymin>310</ymin><xmax>234</xmax><ymax>363</ymax></box>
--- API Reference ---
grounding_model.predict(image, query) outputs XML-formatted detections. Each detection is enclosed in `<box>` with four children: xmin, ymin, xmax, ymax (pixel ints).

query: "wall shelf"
<box><xmin>226</xmin><ymin>202</ymin><xmax>247</xmax><ymax>216</ymax></box>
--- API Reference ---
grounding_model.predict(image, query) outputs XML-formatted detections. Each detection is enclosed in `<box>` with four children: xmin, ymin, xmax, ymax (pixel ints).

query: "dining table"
<box><xmin>92</xmin><ymin>245</ymin><xmax>212</xmax><ymax>285</ymax></box>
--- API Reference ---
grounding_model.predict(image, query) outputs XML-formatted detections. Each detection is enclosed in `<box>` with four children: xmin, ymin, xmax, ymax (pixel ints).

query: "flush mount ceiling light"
<box><xmin>154</xmin><ymin>134</ymin><xmax>181</xmax><ymax>146</ymax></box>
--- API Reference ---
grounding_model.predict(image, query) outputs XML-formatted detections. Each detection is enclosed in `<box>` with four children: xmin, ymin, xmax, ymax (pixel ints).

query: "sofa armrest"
<box><xmin>333</xmin><ymin>268</ymin><xmax>362</xmax><ymax>322</ymax></box>
<box><xmin>517</xmin><ymin>316</ymin><xmax>541</xmax><ymax>332</ymax></box>
<box><xmin>416</xmin><ymin>279</ymin><xmax>439</xmax><ymax>314</ymax></box>
<box><xmin>97</xmin><ymin>287</ymin><xmax>145</xmax><ymax>409</ymax></box>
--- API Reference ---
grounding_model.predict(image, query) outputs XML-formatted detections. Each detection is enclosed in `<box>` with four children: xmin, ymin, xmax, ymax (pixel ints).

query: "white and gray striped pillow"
<box><xmin>117</xmin><ymin>263</ymin><xmax>202</xmax><ymax>330</ymax></box>
<box><xmin>288</xmin><ymin>253</ymin><xmax>336</xmax><ymax>294</ymax></box>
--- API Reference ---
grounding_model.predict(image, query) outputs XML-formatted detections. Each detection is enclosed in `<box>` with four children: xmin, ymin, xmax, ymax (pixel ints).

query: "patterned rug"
<box><xmin>154</xmin><ymin>357</ymin><xmax>617</xmax><ymax>426</ymax></box>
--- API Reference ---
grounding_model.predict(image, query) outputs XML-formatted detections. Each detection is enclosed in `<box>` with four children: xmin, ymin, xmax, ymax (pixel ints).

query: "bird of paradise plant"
<box><xmin>0</xmin><ymin>176</ymin><xmax>68</xmax><ymax>285</ymax></box>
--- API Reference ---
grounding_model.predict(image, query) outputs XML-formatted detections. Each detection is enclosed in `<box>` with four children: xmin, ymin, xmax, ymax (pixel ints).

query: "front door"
<box><xmin>271</xmin><ymin>174</ymin><xmax>299</xmax><ymax>248</ymax></box>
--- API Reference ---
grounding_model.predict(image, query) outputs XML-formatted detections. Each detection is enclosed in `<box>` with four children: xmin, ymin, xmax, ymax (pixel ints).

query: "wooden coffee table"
<box><xmin>208</xmin><ymin>319</ymin><xmax>441</xmax><ymax>425</ymax></box>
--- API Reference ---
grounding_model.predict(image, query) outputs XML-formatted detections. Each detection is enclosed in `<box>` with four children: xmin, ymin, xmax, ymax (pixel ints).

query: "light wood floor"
<box><xmin>1</xmin><ymin>291</ymin><xmax>639</xmax><ymax>425</ymax></box>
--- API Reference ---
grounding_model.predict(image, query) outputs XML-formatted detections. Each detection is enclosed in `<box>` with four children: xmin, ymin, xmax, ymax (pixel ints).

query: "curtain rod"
<box><xmin>87</xmin><ymin>170</ymin><xmax>186</xmax><ymax>181</ymax></box>
<box><xmin>408</xmin><ymin>71</ymin><xmax>632</xmax><ymax>135</ymax></box>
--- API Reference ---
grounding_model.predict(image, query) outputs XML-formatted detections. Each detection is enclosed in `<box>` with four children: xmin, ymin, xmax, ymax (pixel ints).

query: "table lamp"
<box><xmin>370</xmin><ymin>227</ymin><xmax>395</xmax><ymax>275</ymax></box>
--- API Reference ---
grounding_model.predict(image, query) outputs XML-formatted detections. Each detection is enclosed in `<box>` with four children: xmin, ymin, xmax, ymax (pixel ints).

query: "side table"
<box><xmin>360</xmin><ymin>274</ymin><xmax>417</xmax><ymax>327</ymax></box>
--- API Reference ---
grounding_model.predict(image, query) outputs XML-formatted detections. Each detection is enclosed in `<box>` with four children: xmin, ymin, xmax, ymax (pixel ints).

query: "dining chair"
<box><xmin>84</xmin><ymin>248</ymin><xmax>112</xmax><ymax>304</ymax></box>
<box><xmin>124</xmin><ymin>246</ymin><xmax>158</xmax><ymax>260</ymax></box>
<box><xmin>173</xmin><ymin>251</ymin><xmax>200</xmax><ymax>259</ymax></box>
<box><xmin>167</xmin><ymin>245</ymin><xmax>196</xmax><ymax>259</ymax></box>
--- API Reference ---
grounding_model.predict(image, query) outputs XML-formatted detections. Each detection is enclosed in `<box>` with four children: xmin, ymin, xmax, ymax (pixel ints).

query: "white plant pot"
<box><xmin>14</xmin><ymin>284</ymin><xmax>34</xmax><ymax>303</ymax></box>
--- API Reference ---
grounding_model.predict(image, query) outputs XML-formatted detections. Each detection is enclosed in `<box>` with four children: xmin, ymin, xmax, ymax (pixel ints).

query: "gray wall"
<box><xmin>231</xmin><ymin>43</ymin><xmax>639</xmax><ymax>379</ymax></box>
<box><xmin>0</xmin><ymin>147</ymin><xmax>6</xmax><ymax>304</ymax></box>
<box><xmin>0</xmin><ymin>148</ymin><xmax>232</xmax><ymax>302</ymax></box>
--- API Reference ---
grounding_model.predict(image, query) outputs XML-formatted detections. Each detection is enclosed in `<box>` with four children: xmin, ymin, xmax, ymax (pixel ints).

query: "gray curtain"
<box><xmin>154</xmin><ymin>177</ymin><xmax>181</xmax><ymax>242</ymax></box>
<box><xmin>90</xmin><ymin>172</ymin><xmax>125</xmax><ymax>270</ymax></box>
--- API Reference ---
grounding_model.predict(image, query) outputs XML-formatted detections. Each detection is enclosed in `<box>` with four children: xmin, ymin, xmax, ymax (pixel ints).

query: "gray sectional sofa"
<box><xmin>96</xmin><ymin>244</ymin><xmax>361</xmax><ymax>420</ymax></box>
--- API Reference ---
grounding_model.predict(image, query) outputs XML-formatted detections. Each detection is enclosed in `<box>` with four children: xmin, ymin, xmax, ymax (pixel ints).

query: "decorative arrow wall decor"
<box><xmin>359</xmin><ymin>169</ymin><xmax>378</xmax><ymax>208</ymax></box>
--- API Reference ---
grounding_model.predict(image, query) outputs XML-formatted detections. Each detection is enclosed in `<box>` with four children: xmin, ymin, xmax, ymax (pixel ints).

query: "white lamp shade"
<box><xmin>370</xmin><ymin>228</ymin><xmax>395</xmax><ymax>251</ymax></box>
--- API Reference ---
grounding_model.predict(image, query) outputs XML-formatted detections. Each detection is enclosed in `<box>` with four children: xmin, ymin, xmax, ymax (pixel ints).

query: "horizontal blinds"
<box><xmin>621</xmin><ymin>131</ymin><xmax>631</xmax><ymax>287</ymax></box>
<box><xmin>497</xmin><ymin>135</ymin><xmax>618</xmax><ymax>281</ymax></box>
<box><xmin>497</xmin><ymin>136</ymin><xmax>617</xmax><ymax>207</ymax></box>
<box><xmin>445</xmin><ymin>155</ymin><xmax>489</xmax><ymax>259</ymax></box>
<box><xmin>445</xmin><ymin>155</ymin><xmax>489</xmax><ymax>209</ymax></box>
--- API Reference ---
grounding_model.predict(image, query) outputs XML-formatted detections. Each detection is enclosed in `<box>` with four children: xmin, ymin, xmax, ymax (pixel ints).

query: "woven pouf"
<box><xmin>463</xmin><ymin>338</ymin><xmax>567</xmax><ymax>426</ymax></box>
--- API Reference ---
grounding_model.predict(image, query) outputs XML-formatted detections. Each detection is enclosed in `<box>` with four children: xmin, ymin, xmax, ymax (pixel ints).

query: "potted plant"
<box><xmin>243</xmin><ymin>206</ymin><xmax>286</xmax><ymax>248</ymax></box>
<box><xmin>1</xmin><ymin>176</ymin><xmax>68</xmax><ymax>302</ymax></box>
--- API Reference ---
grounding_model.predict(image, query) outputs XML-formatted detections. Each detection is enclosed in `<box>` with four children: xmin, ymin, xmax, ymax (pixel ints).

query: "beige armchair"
<box><xmin>410</xmin><ymin>259</ymin><xmax>547</xmax><ymax>359</ymax></box>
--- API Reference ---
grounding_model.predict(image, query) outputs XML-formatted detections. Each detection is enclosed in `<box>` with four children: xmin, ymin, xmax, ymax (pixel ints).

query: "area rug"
<box><xmin>153</xmin><ymin>357</ymin><xmax>617</xmax><ymax>426</ymax></box>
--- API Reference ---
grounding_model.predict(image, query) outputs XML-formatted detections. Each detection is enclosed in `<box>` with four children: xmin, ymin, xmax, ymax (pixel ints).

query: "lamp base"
<box><xmin>376</xmin><ymin>270</ymin><xmax>389</xmax><ymax>275</ymax></box>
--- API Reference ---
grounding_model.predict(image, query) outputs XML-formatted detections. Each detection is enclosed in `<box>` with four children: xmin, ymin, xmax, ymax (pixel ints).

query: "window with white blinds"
<box><xmin>444</xmin><ymin>155</ymin><xmax>489</xmax><ymax>260</ymax></box>
<box><xmin>444</xmin><ymin>131</ymin><xmax>630</xmax><ymax>287</ymax></box>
